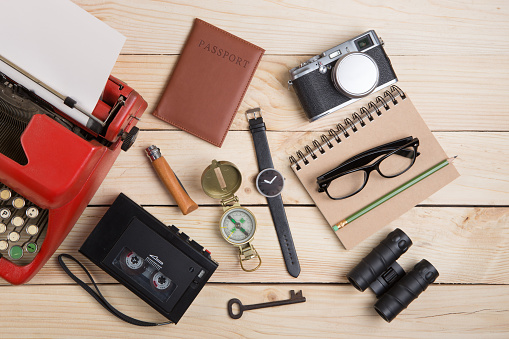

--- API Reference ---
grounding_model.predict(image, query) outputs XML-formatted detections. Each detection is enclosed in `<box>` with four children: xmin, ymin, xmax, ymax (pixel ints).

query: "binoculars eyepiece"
<box><xmin>347</xmin><ymin>228</ymin><xmax>438</xmax><ymax>322</ymax></box>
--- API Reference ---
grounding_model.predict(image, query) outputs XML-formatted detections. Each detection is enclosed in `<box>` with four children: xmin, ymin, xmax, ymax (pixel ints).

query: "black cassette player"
<box><xmin>75</xmin><ymin>193</ymin><xmax>218</xmax><ymax>325</ymax></box>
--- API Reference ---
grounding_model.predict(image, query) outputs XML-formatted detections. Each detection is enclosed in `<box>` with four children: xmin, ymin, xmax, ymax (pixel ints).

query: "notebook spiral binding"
<box><xmin>289</xmin><ymin>85</ymin><xmax>406</xmax><ymax>171</ymax></box>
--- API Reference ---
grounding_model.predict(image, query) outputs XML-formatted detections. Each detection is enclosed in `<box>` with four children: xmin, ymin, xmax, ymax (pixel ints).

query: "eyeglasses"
<box><xmin>317</xmin><ymin>137</ymin><xmax>420</xmax><ymax>200</ymax></box>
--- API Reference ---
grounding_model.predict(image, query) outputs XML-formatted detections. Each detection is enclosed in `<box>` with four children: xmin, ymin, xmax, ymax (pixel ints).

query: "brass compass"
<box><xmin>201</xmin><ymin>160</ymin><xmax>261</xmax><ymax>272</ymax></box>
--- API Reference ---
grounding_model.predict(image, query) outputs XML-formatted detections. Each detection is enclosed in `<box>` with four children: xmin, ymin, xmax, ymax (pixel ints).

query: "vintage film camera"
<box><xmin>288</xmin><ymin>30</ymin><xmax>398</xmax><ymax>122</ymax></box>
<box><xmin>347</xmin><ymin>229</ymin><xmax>439</xmax><ymax>322</ymax></box>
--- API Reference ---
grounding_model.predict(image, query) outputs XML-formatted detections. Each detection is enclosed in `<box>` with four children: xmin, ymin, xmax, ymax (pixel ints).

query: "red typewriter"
<box><xmin>0</xmin><ymin>72</ymin><xmax>147</xmax><ymax>284</ymax></box>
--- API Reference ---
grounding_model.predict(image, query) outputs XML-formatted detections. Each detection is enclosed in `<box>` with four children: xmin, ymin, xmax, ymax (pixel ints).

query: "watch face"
<box><xmin>220</xmin><ymin>208</ymin><xmax>256</xmax><ymax>245</ymax></box>
<box><xmin>256</xmin><ymin>168</ymin><xmax>284</xmax><ymax>197</ymax></box>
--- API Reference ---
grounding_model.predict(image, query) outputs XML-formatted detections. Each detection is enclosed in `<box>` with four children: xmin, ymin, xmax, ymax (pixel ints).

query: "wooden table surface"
<box><xmin>4</xmin><ymin>1</ymin><xmax>509</xmax><ymax>338</ymax></box>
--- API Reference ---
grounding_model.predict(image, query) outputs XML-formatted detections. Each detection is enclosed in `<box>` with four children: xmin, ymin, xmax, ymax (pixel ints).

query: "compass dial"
<box><xmin>220</xmin><ymin>208</ymin><xmax>256</xmax><ymax>245</ymax></box>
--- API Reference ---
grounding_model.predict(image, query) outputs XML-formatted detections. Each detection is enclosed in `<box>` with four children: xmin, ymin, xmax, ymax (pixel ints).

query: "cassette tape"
<box><xmin>79</xmin><ymin>193</ymin><xmax>218</xmax><ymax>324</ymax></box>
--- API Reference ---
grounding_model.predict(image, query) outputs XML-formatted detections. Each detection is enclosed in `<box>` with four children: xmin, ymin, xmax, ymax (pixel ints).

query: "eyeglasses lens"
<box><xmin>378</xmin><ymin>146</ymin><xmax>416</xmax><ymax>177</ymax></box>
<box><xmin>326</xmin><ymin>170</ymin><xmax>367</xmax><ymax>199</ymax></box>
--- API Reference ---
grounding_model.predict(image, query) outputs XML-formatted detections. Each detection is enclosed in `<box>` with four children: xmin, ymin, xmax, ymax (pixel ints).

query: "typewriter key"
<box><xmin>8</xmin><ymin>231</ymin><xmax>20</xmax><ymax>242</ymax></box>
<box><xmin>9</xmin><ymin>245</ymin><xmax>23</xmax><ymax>260</ymax></box>
<box><xmin>11</xmin><ymin>216</ymin><xmax>24</xmax><ymax>227</ymax></box>
<box><xmin>26</xmin><ymin>207</ymin><xmax>39</xmax><ymax>219</ymax></box>
<box><xmin>0</xmin><ymin>240</ymin><xmax>8</xmax><ymax>251</ymax></box>
<box><xmin>26</xmin><ymin>224</ymin><xmax>39</xmax><ymax>236</ymax></box>
<box><xmin>0</xmin><ymin>208</ymin><xmax>10</xmax><ymax>219</ymax></box>
<box><xmin>0</xmin><ymin>223</ymin><xmax>6</xmax><ymax>234</ymax></box>
<box><xmin>0</xmin><ymin>189</ymin><xmax>10</xmax><ymax>201</ymax></box>
<box><xmin>12</xmin><ymin>197</ymin><xmax>25</xmax><ymax>209</ymax></box>
<box><xmin>25</xmin><ymin>242</ymin><xmax>38</xmax><ymax>254</ymax></box>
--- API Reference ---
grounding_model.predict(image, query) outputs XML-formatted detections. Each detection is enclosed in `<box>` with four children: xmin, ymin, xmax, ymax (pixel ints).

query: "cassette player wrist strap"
<box><xmin>58</xmin><ymin>254</ymin><xmax>172</xmax><ymax>327</ymax></box>
<box><xmin>246</xmin><ymin>108</ymin><xmax>300</xmax><ymax>278</ymax></box>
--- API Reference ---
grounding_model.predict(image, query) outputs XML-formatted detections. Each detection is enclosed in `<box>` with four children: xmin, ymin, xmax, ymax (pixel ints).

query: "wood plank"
<box><xmin>9</xmin><ymin>206</ymin><xmax>508</xmax><ymax>285</ymax></box>
<box><xmin>73</xmin><ymin>0</ymin><xmax>509</xmax><ymax>56</ymax></box>
<box><xmin>1</xmin><ymin>1</ymin><xmax>506</xmax><ymax>338</ymax></box>
<box><xmin>113</xmin><ymin>54</ymin><xmax>509</xmax><ymax>132</ymax></box>
<box><xmin>2</xmin><ymin>284</ymin><xmax>508</xmax><ymax>338</ymax></box>
<box><xmin>88</xmin><ymin>131</ymin><xmax>509</xmax><ymax>206</ymax></box>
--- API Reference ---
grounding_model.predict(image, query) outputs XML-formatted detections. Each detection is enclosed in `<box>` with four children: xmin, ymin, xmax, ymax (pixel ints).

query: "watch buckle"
<box><xmin>245</xmin><ymin>107</ymin><xmax>262</xmax><ymax>121</ymax></box>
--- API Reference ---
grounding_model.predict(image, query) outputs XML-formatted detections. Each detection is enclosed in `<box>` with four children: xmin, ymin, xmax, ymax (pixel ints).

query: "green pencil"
<box><xmin>332</xmin><ymin>156</ymin><xmax>457</xmax><ymax>232</ymax></box>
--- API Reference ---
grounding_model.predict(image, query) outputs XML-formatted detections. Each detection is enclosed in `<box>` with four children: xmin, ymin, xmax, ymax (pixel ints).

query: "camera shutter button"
<box><xmin>332</xmin><ymin>52</ymin><xmax>379</xmax><ymax>99</ymax></box>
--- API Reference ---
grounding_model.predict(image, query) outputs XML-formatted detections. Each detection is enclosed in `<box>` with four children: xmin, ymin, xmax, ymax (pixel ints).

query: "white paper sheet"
<box><xmin>0</xmin><ymin>0</ymin><xmax>126</xmax><ymax>115</ymax></box>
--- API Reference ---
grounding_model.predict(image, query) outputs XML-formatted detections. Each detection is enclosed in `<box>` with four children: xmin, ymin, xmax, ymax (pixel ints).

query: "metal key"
<box><xmin>227</xmin><ymin>290</ymin><xmax>306</xmax><ymax>319</ymax></box>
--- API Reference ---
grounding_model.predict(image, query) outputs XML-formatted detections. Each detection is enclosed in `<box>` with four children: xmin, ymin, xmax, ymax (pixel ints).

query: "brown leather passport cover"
<box><xmin>153</xmin><ymin>19</ymin><xmax>265</xmax><ymax>147</ymax></box>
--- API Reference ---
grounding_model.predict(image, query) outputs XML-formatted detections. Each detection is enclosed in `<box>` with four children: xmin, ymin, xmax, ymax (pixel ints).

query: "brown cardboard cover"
<box><xmin>152</xmin><ymin>19</ymin><xmax>264</xmax><ymax>147</ymax></box>
<box><xmin>290</xmin><ymin>93</ymin><xmax>460</xmax><ymax>249</ymax></box>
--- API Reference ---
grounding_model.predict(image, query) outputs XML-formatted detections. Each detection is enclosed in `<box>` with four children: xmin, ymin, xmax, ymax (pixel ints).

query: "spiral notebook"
<box><xmin>290</xmin><ymin>86</ymin><xmax>459</xmax><ymax>249</ymax></box>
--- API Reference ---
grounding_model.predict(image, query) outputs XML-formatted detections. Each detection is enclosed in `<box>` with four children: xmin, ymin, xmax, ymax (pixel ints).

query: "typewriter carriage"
<box><xmin>0</xmin><ymin>74</ymin><xmax>147</xmax><ymax>284</ymax></box>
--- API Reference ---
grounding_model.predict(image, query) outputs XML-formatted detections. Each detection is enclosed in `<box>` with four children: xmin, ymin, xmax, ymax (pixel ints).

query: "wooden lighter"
<box><xmin>145</xmin><ymin>145</ymin><xmax>198</xmax><ymax>215</ymax></box>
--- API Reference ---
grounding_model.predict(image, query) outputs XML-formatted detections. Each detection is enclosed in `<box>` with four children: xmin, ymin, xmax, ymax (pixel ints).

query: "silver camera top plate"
<box><xmin>289</xmin><ymin>30</ymin><xmax>382</xmax><ymax>82</ymax></box>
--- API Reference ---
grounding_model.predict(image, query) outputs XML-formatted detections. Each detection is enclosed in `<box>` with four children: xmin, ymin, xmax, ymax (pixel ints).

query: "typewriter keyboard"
<box><xmin>0</xmin><ymin>182</ymin><xmax>48</xmax><ymax>265</ymax></box>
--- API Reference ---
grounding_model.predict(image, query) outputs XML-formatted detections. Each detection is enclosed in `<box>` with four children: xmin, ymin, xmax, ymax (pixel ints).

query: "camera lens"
<box><xmin>347</xmin><ymin>228</ymin><xmax>412</xmax><ymax>292</ymax></box>
<box><xmin>332</xmin><ymin>52</ymin><xmax>379</xmax><ymax>99</ymax></box>
<box><xmin>374</xmin><ymin>259</ymin><xmax>439</xmax><ymax>323</ymax></box>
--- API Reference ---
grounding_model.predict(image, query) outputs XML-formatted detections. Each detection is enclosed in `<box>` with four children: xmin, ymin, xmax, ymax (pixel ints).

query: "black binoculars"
<box><xmin>347</xmin><ymin>228</ymin><xmax>438</xmax><ymax>322</ymax></box>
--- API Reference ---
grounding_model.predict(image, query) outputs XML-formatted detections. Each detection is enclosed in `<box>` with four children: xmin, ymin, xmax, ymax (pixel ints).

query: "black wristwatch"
<box><xmin>246</xmin><ymin>108</ymin><xmax>300</xmax><ymax>278</ymax></box>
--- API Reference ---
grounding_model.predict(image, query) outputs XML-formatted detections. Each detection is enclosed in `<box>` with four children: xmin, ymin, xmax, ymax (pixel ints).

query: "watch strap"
<box><xmin>248</xmin><ymin>116</ymin><xmax>274</xmax><ymax>170</ymax></box>
<box><xmin>267</xmin><ymin>194</ymin><xmax>301</xmax><ymax>278</ymax></box>
<box><xmin>247</xmin><ymin>108</ymin><xmax>300</xmax><ymax>278</ymax></box>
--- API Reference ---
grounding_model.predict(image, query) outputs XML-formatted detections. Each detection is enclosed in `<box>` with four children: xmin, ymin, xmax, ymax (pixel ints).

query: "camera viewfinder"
<box><xmin>355</xmin><ymin>35</ymin><xmax>374</xmax><ymax>51</ymax></box>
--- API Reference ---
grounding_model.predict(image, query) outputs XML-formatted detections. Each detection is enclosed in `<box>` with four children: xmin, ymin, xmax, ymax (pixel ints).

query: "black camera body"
<box><xmin>289</xmin><ymin>30</ymin><xmax>398</xmax><ymax>122</ymax></box>
<box><xmin>347</xmin><ymin>229</ymin><xmax>438</xmax><ymax>322</ymax></box>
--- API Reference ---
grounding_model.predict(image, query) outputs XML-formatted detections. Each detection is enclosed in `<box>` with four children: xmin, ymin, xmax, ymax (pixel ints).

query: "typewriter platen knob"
<box><xmin>121</xmin><ymin>126</ymin><xmax>140</xmax><ymax>152</ymax></box>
